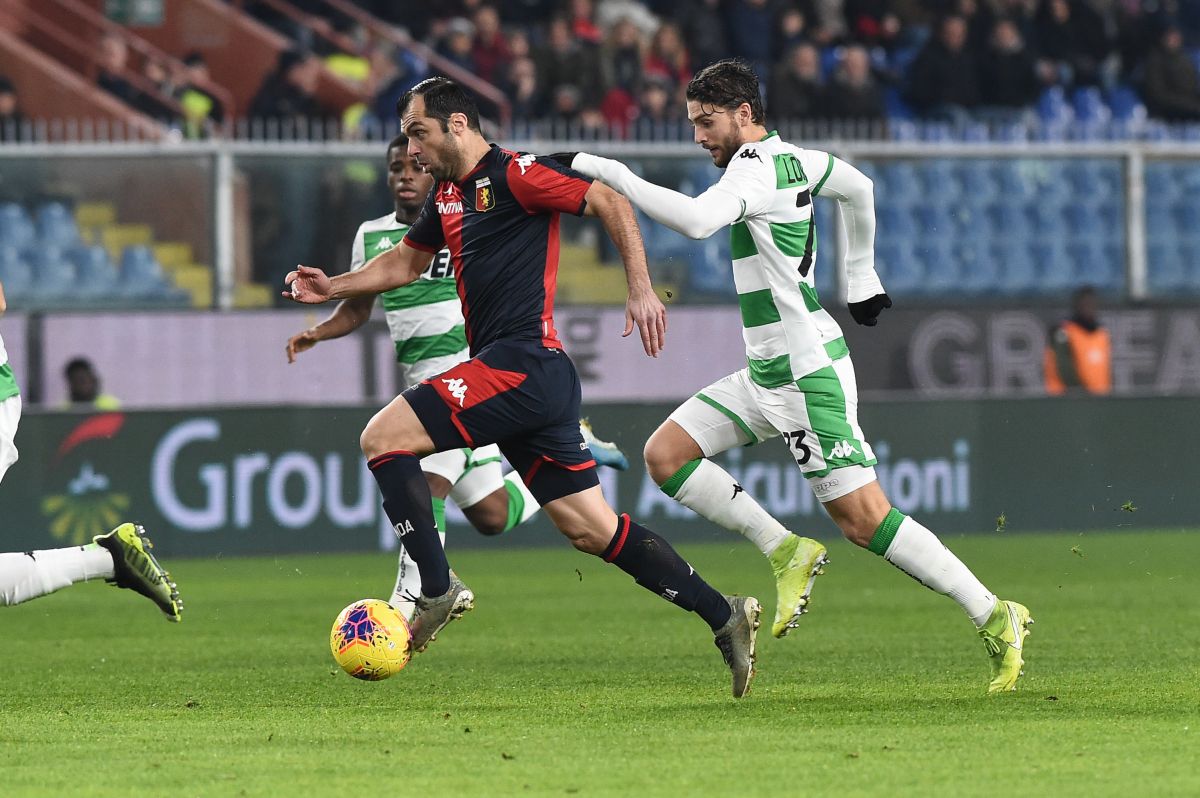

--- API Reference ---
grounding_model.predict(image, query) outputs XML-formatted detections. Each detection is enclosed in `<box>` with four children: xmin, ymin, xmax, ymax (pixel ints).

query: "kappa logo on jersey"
<box><xmin>829</xmin><ymin>440</ymin><xmax>859</xmax><ymax>459</ymax></box>
<box><xmin>731</xmin><ymin>483</ymin><xmax>745</xmax><ymax>500</ymax></box>
<box><xmin>739</xmin><ymin>149</ymin><xmax>762</xmax><ymax>162</ymax></box>
<box><xmin>515</xmin><ymin>153</ymin><xmax>537</xmax><ymax>174</ymax></box>
<box><xmin>374</xmin><ymin>236</ymin><xmax>395</xmax><ymax>252</ymax></box>
<box><xmin>441</xmin><ymin>377</ymin><xmax>469</xmax><ymax>406</ymax></box>
<box><xmin>475</xmin><ymin>177</ymin><xmax>495</xmax><ymax>211</ymax></box>
<box><xmin>394</xmin><ymin>519</ymin><xmax>415</xmax><ymax>537</ymax></box>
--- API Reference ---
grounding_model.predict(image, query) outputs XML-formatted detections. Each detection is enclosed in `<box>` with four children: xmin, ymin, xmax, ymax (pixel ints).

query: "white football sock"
<box><xmin>390</xmin><ymin>530</ymin><xmax>446</xmax><ymax>622</ymax></box>
<box><xmin>664</xmin><ymin>458</ymin><xmax>790</xmax><ymax>556</ymax></box>
<box><xmin>875</xmin><ymin>512</ymin><xmax>998</xmax><ymax>626</ymax></box>
<box><xmin>0</xmin><ymin>544</ymin><xmax>115</xmax><ymax>606</ymax></box>
<box><xmin>501</xmin><ymin>472</ymin><xmax>540</xmax><ymax>528</ymax></box>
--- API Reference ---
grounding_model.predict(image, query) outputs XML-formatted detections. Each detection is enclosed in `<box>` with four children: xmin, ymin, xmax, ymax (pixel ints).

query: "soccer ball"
<box><xmin>329</xmin><ymin>599</ymin><xmax>412</xmax><ymax>680</ymax></box>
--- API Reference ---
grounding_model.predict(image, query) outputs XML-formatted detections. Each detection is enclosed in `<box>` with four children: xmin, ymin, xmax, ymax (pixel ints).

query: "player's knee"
<box><xmin>556</xmin><ymin>518</ymin><xmax>607</xmax><ymax>556</ymax></box>
<box><xmin>643</xmin><ymin>438</ymin><xmax>683</xmax><ymax>485</ymax></box>
<box><xmin>469</xmin><ymin>508</ymin><xmax>507</xmax><ymax>537</ymax></box>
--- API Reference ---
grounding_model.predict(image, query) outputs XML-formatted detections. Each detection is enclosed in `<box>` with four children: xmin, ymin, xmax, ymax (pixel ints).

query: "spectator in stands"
<box><xmin>176</xmin><ymin>52</ymin><xmax>225</xmax><ymax>139</ymax></box>
<box><xmin>674</xmin><ymin>0</ymin><xmax>729</xmax><ymax>69</ymax></box>
<box><xmin>1032</xmin><ymin>0</ymin><xmax>1112</xmax><ymax>88</ymax></box>
<box><xmin>549</xmin><ymin>83</ymin><xmax>584</xmax><ymax>127</ymax></box>
<box><xmin>370</xmin><ymin>46</ymin><xmax>426</xmax><ymax>129</ymax></box>
<box><xmin>438</xmin><ymin>18</ymin><xmax>478</xmax><ymax>74</ymax></box>
<box><xmin>1142</xmin><ymin>24</ymin><xmax>1200</xmax><ymax>121</ymax></box>
<box><xmin>569</xmin><ymin>0</ymin><xmax>603</xmax><ymax>45</ymax></box>
<box><xmin>534</xmin><ymin>17</ymin><xmax>602</xmax><ymax>104</ymax></box>
<box><xmin>905</xmin><ymin>14</ymin><xmax>982</xmax><ymax>122</ymax></box>
<box><xmin>978</xmin><ymin>18</ymin><xmax>1047</xmax><ymax>114</ymax></box>
<box><xmin>471</xmin><ymin>5</ymin><xmax>510</xmax><ymax>83</ymax></box>
<box><xmin>823</xmin><ymin>45</ymin><xmax>887</xmax><ymax>125</ymax></box>
<box><xmin>502</xmin><ymin>56</ymin><xmax>544</xmax><ymax>119</ymax></box>
<box><xmin>845</xmin><ymin>0</ymin><xmax>905</xmax><ymax>50</ymax></box>
<box><xmin>773</xmin><ymin>7</ymin><xmax>811</xmax><ymax>59</ymax></box>
<box><xmin>64</xmin><ymin>358</ymin><xmax>121</xmax><ymax>410</ymax></box>
<box><xmin>1044</xmin><ymin>286</ymin><xmax>1111</xmax><ymax>395</ymax></box>
<box><xmin>645</xmin><ymin>22</ymin><xmax>691</xmax><ymax>89</ymax></box>
<box><xmin>249</xmin><ymin>49</ymin><xmax>326</xmax><ymax>124</ymax></box>
<box><xmin>769</xmin><ymin>43</ymin><xmax>826</xmax><ymax>121</ymax></box>
<box><xmin>636</xmin><ymin>74</ymin><xmax>674</xmax><ymax>123</ymax></box>
<box><xmin>0</xmin><ymin>77</ymin><xmax>27</xmax><ymax>143</ymax></box>
<box><xmin>603</xmin><ymin>17</ymin><xmax>645</xmax><ymax>94</ymax></box>
<box><xmin>725</xmin><ymin>0</ymin><xmax>776</xmax><ymax>78</ymax></box>
<box><xmin>96</xmin><ymin>33</ymin><xmax>140</xmax><ymax>108</ymax></box>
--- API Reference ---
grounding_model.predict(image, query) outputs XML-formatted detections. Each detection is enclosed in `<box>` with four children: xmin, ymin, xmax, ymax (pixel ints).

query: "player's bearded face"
<box><xmin>421</xmin><ymin>126</ymin><xmax>464</xmax><ymax>181</ymax></box>
<box><xmin>688</xmin><ymin>102</ymin><xmax>744</xmax><ymax>169</ymax></box>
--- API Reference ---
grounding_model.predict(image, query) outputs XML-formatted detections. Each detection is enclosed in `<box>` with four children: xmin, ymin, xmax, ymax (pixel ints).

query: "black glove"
<box><xmin>547</xmin><ymin>152</ymin><xmax>578</xmax><ymax>168</ymax></box>
<box><xmin>847</xmin><ymin>293</ymin><xmax>892</xmax><ymax>326</ymax></box>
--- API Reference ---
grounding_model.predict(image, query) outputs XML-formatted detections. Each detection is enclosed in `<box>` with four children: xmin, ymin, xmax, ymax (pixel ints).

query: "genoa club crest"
<box><xmin>475</xmin><ymin>177</ymin><xmax>495</xmax><ymax>211</ymax></box>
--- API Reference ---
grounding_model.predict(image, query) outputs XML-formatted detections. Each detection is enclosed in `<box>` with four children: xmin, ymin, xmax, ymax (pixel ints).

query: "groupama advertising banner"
<box><xmin>0</xmin><ymin>397</ymin><xmax>1194</xmax><ymax>557</ymax></box>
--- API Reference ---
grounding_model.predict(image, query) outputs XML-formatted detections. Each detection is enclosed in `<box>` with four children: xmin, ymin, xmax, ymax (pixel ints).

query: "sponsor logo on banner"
<box><xmin>42</xmin><ymin>414</ymin><xmax>131</xmax><ymax>545</ymax></box>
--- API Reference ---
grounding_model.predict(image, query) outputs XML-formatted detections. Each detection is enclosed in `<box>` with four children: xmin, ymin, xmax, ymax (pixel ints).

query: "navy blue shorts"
<box><xmin>404</xmin><ymin>338</ymin><xmax>599</xmax><ymax>504</ymax></box>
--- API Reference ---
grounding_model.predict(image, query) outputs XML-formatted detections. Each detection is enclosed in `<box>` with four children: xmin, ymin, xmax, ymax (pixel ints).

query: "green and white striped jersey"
<box><xmin>721</xmin><ymin>132</ymin><xmax>850</xmax><ymax>388</ymax></box>
<box><xmin>0</xmin><ymin>332</ymin><xmax>18</xmax><ymax>402</ymax></box>
<box><xmin>351</xmin><ymin>213</ymin><xmax>468</xmax><ymax>386</ymax></box>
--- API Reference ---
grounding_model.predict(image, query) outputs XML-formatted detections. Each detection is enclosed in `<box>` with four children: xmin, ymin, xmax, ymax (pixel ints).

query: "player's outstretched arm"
<box><xmin>0</xmin><ymin>278</ymin><xmax>7</xmax><ymax>316</ymax></box>
<box><xmin>284</xmin><ymin>242</ymin><xmax>433</xmax><ymax>304</ymax></box>
<box><xmin>583</xmin><ymin>181</ymin><xmax>667</xmax><ymax>357</ymax></box>
<box><xmin>568</xmin><ymin>153</ymin><xmax>742</xmax><ymax>240</ymax></box>
<box><xmin>285</xmin><ymin>294</ymin><xmax>375</xmax><ymax>363</ymax></box>
<box><xmin>816</xmin><ymin>156</ymin><xmax>892</xmax><ymax>326</ymax></box>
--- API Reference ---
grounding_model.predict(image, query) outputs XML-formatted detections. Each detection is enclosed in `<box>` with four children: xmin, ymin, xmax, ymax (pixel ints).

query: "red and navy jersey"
<box><xmin>402</xmin><ymin>145</ymin><xmax>593</xmax><ymax>353</ymax></box>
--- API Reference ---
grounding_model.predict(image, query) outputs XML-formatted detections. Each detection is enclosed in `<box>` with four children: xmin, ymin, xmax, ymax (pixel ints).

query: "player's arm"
<box><xmin>0</xmin><ymin>279</ymin><xmax>7</xmax><ymax>315</ymax></box>
<box><xmin>568</xmin><ymin>152</ymin><xmax>742</xmax><ymax>240</ymax></box>
<box><xmin>810</xmin><ymin>154</ymin><xmax>892</xmax><ymax>327</ymax></box>
<box><xmin>581</xmin><ymin>181</ymin><xmax>666</xmax><ymax>357</ymax></box>
<box><xmin>285</xmin><ymin>243</ymin><xmax>432</xmax><ymax>304</ymax></box>
<box><xmin>286</xmin><ymin>295</ymin><xmax>375</xmax><ymax>363</ymax></box>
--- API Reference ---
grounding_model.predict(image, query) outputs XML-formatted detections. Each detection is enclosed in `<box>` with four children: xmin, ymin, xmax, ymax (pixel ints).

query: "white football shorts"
<box><xmin>0</xmin><ymin>394</ymin><xmax>21</xmax><ymax>484</ymax></box>
<box><xmin>669</xmin><ymin>356</ymin><xmax>877</xmax><ymax>503</ymax></box>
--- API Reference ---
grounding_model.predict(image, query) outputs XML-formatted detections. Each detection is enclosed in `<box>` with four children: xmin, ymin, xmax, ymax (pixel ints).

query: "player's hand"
<box><xmin>283</xmin><ymin>264</ymin><xmax>333</xmax><ymax>304</ymax></box>
<box><xmin>848</xmin><ymin>293</ymin><xmax>892</xmax><ymax>326</ymax></box>
<box><xmin>624</xmin><ymin>287</ymin><xmax>667</xmax><ymax>357</ymax></box>
<box><xmin>547</xmin><ymin>152</ymin><xmax>578</xmax><ymax>168</ymax></box>
<box><xmin>286</xmin><ymin>329</ymin><xmax>320</xmax><ymax>364</ymax></box>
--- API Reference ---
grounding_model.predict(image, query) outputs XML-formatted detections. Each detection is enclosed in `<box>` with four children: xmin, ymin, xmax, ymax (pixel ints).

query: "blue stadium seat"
<box><xmin>70</xmin><ymin>245</ymin><xmax>120</xmax><ymax>298</ymax></box>
<box><xmin>1072</xmin><ymin>87</ymin><xmax>1111</xmax><ymax>124</ymax></box>
<box><xmin>986</xmin><ymin>203</ymin><xmax>1031</xmax><ymax>236</ymax></box>
<box><xmin>684</xmin><ymin>239</ymin><xmax>736</xmax><ymax>297</ymax></box>
<box><xmin>30</xmin><ymin>245</ymin><xmax>77</xmax><ymax>300</ymax></box>
<box><xmin>956</xmin><ymin>160</ymin><xmax>998</xmax><ymax>203</ymax></box>
<box><xmin>0</xmin><ymin>203</ymin><xmax>36</xmax><ymax>252</ymax></box>
<box><xmin>875</xmin><ymin>205</ymin><xmax>917</xmax><ymax>243</ymax></box>
<box><xmin>1031</xmin><ymin>240</ymin><xmax>1075</xmax><ymax>292</ymax></box>
<box><xmin>1173</xmin><ymin>202</ymin><xmax>1200</xmax><ymax>241</ymax></box>
<box><xmin>991</xmin><ymin>161</ymin><xmax>1037</xmax><ymax>202</ymax></box>
<box><xmin>0</xmin><ymin>247</ymin><xmax>34</xmax><ymax>300</ymax></box>
<box><xmin>992</xmin><ymin>242</ymin><xmax>1038</xmax><ymax>294</ymax></box>
<box><xmin>1036</xmin><ymin>87</ymin><xmax>1073</xmax><ymax>125</ymax></box>
<box><xmin>1144</xmin><ymin>163</ymin><xmax>1181</xmax><ymax>203</ymax></box>
<box><xmin>35</xmin><ymin>201</ymin><xmax>80</xmax><ymax>248</ymax></box>
<box><xmin>915</xmin><ymin>240</ymin><xmax>958</xmax><ymax>292</ymax></box>
<box><xmin>918</xmin><ymin>160</ymin><xmax>959</xmax><ymax>198</ymax></box>
<box><xmin>1068</xmin><ymin>240</ymin><xmax>1121</xmax><ymax>291</ymax></box>
<box><xmin>913</xmin><ymin>202</ymin><xmax>956</xmax><ymax>236</ymax></box>
<box><xmin>875</xmin><ymin>241</ymin><xmax>922</xmax><ymax>294</ymax></box>
<box><xmin>1147</xmin><ymin>242</ymin><xmax>1186</xmax><ymax>293</ymax></box>
<box><xmin>1178</xmin><ymin>242</ymin><xmax>1200</xmax><ymax>292</ymax></box>
<box><xmin>119</xmin><ymin>245</ymin><xmax>175</xmax><ymax>298</ymax></box>
<box><xmin>955</xmin><ymin>241</ymin><xmax>999</xmax><ymax>294</ymax></box>
<box><xmin>1029</xmin><ymin>204</ymin><xmax>1068</xmax><ymax>240</ymax></box>
<box><xmin>1061</xmin><ymin>203</ymin><xmax>1110</xmax><ymax>242</ymax></box>
<box><xmin>1108</xmin><ymin>86</ymin><xmax>1147</xmax><ymax>122</ymax></box>
<box><xmin>877</xmin><ymin>162</ymin><xmax>922</xmax><ymax>202</ymax></box>
<box><xmin>813</xmin><ymin>201</ymin><xmax>836</xmax><ymax>296</ymax></box>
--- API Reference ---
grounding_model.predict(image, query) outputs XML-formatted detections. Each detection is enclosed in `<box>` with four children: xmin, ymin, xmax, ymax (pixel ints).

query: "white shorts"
<box><xmin>670</xmin><ymin>357</ymin><xmax>877</xmax><ymax>503</ymax></box>
<box><xmin>420</xmin><ymin>444</ymin><xmax>505</xmax><ymax>509</ymax></box>
<box><xmin>0</xmin><ymin>394</ymin><xmax>21</xmax><ymax>484</ymax></box>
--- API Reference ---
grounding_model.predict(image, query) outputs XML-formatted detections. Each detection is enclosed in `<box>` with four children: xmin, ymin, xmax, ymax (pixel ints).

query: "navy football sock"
<box><xmin>368</xmin><ymin>451</ymin><xmax>450</xmax><ymax>598</ymax></box>
<box><xmin>602</xmin><ymin>514</ymin><xmax>732</xmax><ymax>631</ymax></box>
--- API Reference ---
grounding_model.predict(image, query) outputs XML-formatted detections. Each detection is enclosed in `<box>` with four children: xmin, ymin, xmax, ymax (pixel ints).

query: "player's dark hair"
<box><xmin>387</xmin><ymin>132</ymin><xmax>408</xmax><ymax>153</ymax></box>
<box><xmin>685</xmin><ymin>59</ymin><xmax>765</xmax><ymax>124</ymax></box>
<box><xmin>398</xmin><ymin>77</ymin><xmax>481</xmax><ymax>132</ymax></box>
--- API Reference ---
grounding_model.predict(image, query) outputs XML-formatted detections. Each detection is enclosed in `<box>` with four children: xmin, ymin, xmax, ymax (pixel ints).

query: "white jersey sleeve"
<box><xmin>572</xmin><ymin>152</ymin><xmax>743</xmax><ymax>239</ymax></box>
<box><xmin>349</xmin><ymin>222</ymin><xmax>368</xmax><ymax>271</ymax></box>
<box><xmin>807</xmin><ymin>152</ymin><xmax>884</xmax><ymax>303</ymax></box>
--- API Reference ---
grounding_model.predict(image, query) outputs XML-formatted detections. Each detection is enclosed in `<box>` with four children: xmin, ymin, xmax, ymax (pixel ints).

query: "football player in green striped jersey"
<box><xmin>286</xmin><ymin>135</ymin><xmax>629</xmax><ymax>620</ymax></box>
<box><xmin>560</xmin><ymin>60</ymin><xmax>1031</xmax><ymax>693</ymax></box>
<box><xmin>0</xmin><ymin>279</ymin><xmax>182</xmax><ymax>620</ymax></box>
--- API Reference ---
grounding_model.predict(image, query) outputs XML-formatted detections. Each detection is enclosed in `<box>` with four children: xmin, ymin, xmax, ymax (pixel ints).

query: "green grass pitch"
<box><xmin>1</xmin><ymin>529</ymin><xmax>1197</xmax><ymax>797</ymax></box>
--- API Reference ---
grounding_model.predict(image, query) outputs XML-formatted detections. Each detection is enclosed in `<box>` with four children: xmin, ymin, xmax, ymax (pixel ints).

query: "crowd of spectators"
<box><xmin>16</xmin><ymin>0</ymin><xmax>1200</xmax><ymax>140</ymax></box>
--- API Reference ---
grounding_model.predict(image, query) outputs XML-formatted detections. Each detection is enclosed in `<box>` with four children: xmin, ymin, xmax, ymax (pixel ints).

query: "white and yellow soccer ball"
<box><xmin>330</xmin><ymin>599</ymin><xmax>412</xmax><ymax>680</ymax></box>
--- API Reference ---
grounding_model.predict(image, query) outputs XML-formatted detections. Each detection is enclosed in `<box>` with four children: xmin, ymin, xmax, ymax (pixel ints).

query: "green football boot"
<box><xmin>979</xmin><ymin>599</ymin><xmax>1033</xmax><ymax>694</ymax></box>
<box><xmin>94</xmin><ymin>523</ymin><xmax>182</xmax><ymax>622</ymax></box>
<box><xmin>767</xmin><ymin>534</ymin><xmax>829</xmax><ymax>638</ymax></box>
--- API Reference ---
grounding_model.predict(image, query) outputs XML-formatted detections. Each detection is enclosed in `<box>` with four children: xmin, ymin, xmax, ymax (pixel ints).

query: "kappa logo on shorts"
<box><xmin>828</xmin><ymin>440</ymin><xmax>859</xmax><ymax>459</ymax></box>
<box><xmin>441</xmin><ymin>377</ymin><xmax>469</xmax><ymax>406</ymax></box>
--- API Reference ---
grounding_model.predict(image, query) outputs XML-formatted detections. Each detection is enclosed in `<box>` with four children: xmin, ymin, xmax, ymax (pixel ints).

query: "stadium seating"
<box><xmin>0</xmin><ymin>247</ymin><xmax>34</xmax><ymax>300</ymax></box>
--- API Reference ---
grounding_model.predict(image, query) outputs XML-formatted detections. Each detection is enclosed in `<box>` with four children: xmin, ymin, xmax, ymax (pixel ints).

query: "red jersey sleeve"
<box><xmin>507</xmin><ymin>153</ymin><xmax>593</xmax><ymax>216</ymax></box>
<box><xmin>401</xmin><ymin>188</ymin><xmax>445</xmax><ymax>253</ymax></box>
